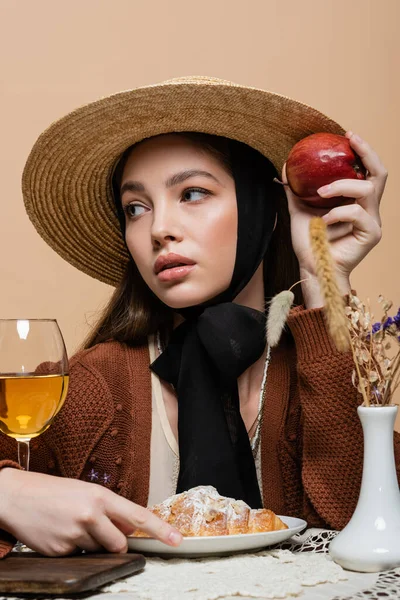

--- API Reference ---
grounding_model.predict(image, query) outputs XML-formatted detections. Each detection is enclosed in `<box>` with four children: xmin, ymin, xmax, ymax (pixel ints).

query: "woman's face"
<box><xmin>120</xmin><ymin>134</ymin><xmax>237</xmax><ymax>309</ymax></box>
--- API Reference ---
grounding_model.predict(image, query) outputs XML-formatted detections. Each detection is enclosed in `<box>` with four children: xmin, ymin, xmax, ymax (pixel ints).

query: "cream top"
<box><xmin>147</xmin><ymin>335</ymin><xmax>263</xmax><ymax>507</ymax></box>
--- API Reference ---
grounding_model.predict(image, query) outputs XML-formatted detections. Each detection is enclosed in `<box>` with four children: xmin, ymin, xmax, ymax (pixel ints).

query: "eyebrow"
<box><xmin>120</xmin><ymin>169</ymin><xmax>222</xmax><ymax>197</ymax></box>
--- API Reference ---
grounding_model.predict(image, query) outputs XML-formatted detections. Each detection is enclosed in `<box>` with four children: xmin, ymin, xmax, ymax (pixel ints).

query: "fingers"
<box><xmin>86</xmin><ymin>514</ymin><xmax>128</xmax><ymax>553</ymax></box>
<box><xmin>280</xmin><ymin>163</ymin><xmax>293</xmax><ymax>208</ymax></box>
<box><xmin>110</xmin><ymin>517</ymin><xmax>140</xmax><ymax>537</ymax></box>
<box><xmin>75</xmin><ymin>534</ymin><xmax>104</xmax><ymax>554</ymax></box>
<box><xmin>325</xmin><ymin>221</ymin><xmax>353</xmax><ymax>243</ymax></box>
<box><xmin>318</xmin><ymin>178</ymin><xmax>374</xmax><ymax>200</ymax></box>
<box><xmin>345</xmin><ymin>131</ymin><xmax>388</xmax><ymax>182</ymax></box>
<box><xmin>317</xmin><ymin>179</ymin><xmax>381</xmax><ymax>225</ymax></box>
<box><xmin>104</xmin><ymin>492</ymin><xmax>182</xmax><ymax>546</ymax></box>
<box><xmin>322</xmin><ymin>204</ymin><xmax>382</xmax><ymax>247</ymax></box>
<box><xmin>281</xmin><ymin>162</ymin><xmax>288</xmax><ymax>185</ymax></box>
<box><xmin>23</xmin><ymin>532</ymin><xmax>103</xmax><ymax>557</ymax></box>
<box><xmin>283</xmin><ymin>133</ymin><xmax>386</xmax><ymax>224</ymax></box>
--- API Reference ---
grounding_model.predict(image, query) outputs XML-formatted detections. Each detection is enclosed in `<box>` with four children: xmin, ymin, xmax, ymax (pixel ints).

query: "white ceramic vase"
<box><xmin>329</xmin><ymin>405</ymin><xmax>400</xmax><ymax>572</ymax></box>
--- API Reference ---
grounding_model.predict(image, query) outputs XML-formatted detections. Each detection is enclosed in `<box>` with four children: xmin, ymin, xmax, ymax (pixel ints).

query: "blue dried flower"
<box><xmin>103</xmin><ymin>473</ymin><xmax>111</xmax><ymax>485</ymax></box>
<box><xmin>372</xmin><ymin>386</ymin><xmax>382</xmax><ymax>402</ymax></box>
<box><xmin>88</xmin><ymin>468</ymin><xmax>99</xmax><ymax>482</ymax></box>
<box><xmin>383</xmin><ymin>317</ymin><xmax>394</xmax><ymax>330</ymax></box>
<box><xmin>372</xmin><ymin>322</ymin><xmax>381</xmax><ymax>334</ymax></box>
<box><xmin>393</xmin><ymin>308</ymin><xmax>400</xmax><ymax>327</ymax></box>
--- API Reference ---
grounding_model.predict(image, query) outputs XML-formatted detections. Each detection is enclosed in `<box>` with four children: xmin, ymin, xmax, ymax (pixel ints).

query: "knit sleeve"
<box><xmin>287</xmin><ymin>305</ymin><xmax>400</xmax><ymax>530</ymax></box>
<box><xmin>0</xmin><ymin>530</ymin><xmax>16</xmax><ymax>559</ymax></box>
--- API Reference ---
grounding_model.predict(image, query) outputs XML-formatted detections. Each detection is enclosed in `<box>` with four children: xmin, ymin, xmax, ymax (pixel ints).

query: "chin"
<box><xmin>157</xmin><ymin>286</ymin><xmax>220</xmax><ymax>310</ymax></box>
<box><xmin>161</xmin><ymin>296</ymin><xmax>207</xmax><ymax>310</ymax></box>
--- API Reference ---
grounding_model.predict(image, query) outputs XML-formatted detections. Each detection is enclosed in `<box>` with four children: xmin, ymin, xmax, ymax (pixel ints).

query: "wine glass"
<box><xmin>0</xmin><ymin>319</ymin><xmax>69</xmax><ymax>471</ymax></box>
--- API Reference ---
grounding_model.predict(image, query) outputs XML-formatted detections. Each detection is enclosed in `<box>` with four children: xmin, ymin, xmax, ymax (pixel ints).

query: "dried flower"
<box><xmin>266</xmin><ymin>290</ymin><xmax>295</xmax><ymax>347</ymax></box>
<box><xmin>345</xmin><ymin>293</ymin><xmax>400</xmax><ymax>407</ymax></box>
<box><xmin>308</xmin><ymin>217</ymin><xmax>400</xmax><ymax>407</ymax></box>
<box><xmin>309</xmin><ymin>217</ymin><xmax>350</xmax><ymax>352</ymax></box>
<box><xmin>371</xmin><ymin>323</ymin><xmax>381</xmax><ymax>335</ymax></box>
<box><xmin>88</xmin><ymin>468</ymin><xmax>99</xmax><ymax>482</ymax></box>
<box><xmin>265</xmin><ymin>218</ymin><xmax>399</xmax><ymax>409</ymax></box>
<box><xmin>265</xmin><ymin>278</ymin><xmax>310</xmax><ymax>348</ymax></box>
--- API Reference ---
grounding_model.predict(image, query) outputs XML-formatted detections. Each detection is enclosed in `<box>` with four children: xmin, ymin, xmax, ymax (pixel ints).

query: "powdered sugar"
<box><xmin>150</xmin><ymin>486</ymin><xmax>254</xmax><ymax>536</ymax></box>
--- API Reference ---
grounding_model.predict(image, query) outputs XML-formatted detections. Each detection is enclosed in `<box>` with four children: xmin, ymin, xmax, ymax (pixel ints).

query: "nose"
<box><xmin>151</xmin><ymin>203</ymin><xmax>183</xmax><ymax>248</ymax></box>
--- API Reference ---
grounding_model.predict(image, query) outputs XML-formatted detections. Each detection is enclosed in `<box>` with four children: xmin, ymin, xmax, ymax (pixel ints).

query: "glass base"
<box><xmin>13</xmin><ymin>539</ymin><xmax>33</xmax><ymax>553</ymax></box>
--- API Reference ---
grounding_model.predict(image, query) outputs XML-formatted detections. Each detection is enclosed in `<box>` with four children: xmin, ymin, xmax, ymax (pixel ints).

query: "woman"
<box><xmin>0</xmin><ymin>76</ymin><xmax>398</xmax><ymax>558</ymax></box>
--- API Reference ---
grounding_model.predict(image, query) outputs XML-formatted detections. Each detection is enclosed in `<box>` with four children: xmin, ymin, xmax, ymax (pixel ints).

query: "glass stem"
<box><xmin>17</xmin><ymin>439</ymin><xmax>30</xmax><ymax>471</ymax></box>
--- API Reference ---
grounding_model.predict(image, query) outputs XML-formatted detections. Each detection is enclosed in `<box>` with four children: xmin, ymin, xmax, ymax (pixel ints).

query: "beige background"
<box><xmin>1</xmin><ymin>0</ymin><xmax>399</xmax><ymax>427</ymax></box>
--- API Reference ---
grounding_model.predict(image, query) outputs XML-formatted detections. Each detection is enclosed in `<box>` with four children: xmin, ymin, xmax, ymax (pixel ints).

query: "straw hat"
<box><xmin>22</xmin><ymin>76</ymin><xmax>345</xmax><ymax>287</ymax></box>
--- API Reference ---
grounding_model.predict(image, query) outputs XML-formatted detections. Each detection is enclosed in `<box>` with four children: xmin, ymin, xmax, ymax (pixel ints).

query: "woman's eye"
<box><xmin>124</xmin><ymin>203</ymin><xmax>147</xmax><ymax>218</ymax></box>
<box><xmin>182</xmin><ymin>188</ymin><xmax>209</xmax><ymax>202</ymax></box>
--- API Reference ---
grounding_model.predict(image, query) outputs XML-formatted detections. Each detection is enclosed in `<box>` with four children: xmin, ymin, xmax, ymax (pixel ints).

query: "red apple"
<box><xmin>285</xmin><ymin>133</ymin><xmax>366</xmax><ymax>208</ymax></box>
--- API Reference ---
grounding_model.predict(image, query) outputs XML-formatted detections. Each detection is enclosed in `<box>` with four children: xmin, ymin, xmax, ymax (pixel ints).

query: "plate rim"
<box><xmin>127</xmin><ymin>515</ymin><xmax>307</xmax><ymax>546</ymax></box>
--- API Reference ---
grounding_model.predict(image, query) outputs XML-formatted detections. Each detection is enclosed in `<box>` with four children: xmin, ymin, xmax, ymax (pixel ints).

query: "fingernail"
<box><xmin>168</xmin><ymin>531</ymin><xmax>182</xmax><ymax>545</ymax></box>
<box><xmin>352</xmin><ymin>133</ymin><xmax>363</xmax><ymax>143</ymax></box>
<box><xmin>318</xmin><ymin>184</ymin><xmax>331</xmax><ymax>195</ymax></box>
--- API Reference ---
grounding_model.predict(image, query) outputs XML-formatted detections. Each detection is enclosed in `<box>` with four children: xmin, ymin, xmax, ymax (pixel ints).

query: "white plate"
<box><xmin>127</xmin><ymin>516</ymin><xmax>307</xmax><ymax>558</ymax></box>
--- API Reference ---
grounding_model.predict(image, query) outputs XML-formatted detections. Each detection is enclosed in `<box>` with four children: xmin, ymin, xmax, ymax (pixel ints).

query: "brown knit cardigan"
<box><xmin>1</xmin><ymin>306</ymin><xmax>399</xmax><ymax>558</ymax></box>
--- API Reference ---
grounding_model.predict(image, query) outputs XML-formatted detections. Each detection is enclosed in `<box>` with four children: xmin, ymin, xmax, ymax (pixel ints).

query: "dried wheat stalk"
<box><xmin>309</xmin><ymin>217</ymin><xmax>350</xmax><ymax>353</ymax></box>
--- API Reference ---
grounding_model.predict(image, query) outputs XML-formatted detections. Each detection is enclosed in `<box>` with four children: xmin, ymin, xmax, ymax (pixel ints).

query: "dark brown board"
<box><xmin>0</xmin><ymin>552</ymin><xmax>145</xmax><ymax>595</ymax></box>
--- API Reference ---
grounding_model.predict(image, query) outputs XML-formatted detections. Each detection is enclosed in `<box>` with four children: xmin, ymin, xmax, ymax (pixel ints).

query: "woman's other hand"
<box><xmin>282</xmin><ymin>131</ymin><xmax>386</xmax><ymax>308</ymax></box>
<box><xmin>0</xmin><ymin>467</ymin><xmax>182</xmax><ymax>556</ymax></box>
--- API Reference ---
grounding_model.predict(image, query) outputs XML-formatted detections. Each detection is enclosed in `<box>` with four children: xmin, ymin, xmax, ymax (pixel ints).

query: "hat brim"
<box><xmin>22</xmin><ymin>76</ymin><xmax>345</xmax><ymax>287</ymax></box>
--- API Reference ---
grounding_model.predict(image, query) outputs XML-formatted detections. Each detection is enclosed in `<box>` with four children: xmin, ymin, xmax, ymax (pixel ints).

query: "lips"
<box><xmin>154</xmin><ymin>253</ymin><xmax>196</xmax><ymax>275</ymax></box>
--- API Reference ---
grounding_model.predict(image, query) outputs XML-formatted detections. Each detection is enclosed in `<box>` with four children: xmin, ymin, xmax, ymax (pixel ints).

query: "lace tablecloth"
<box><xmin>3</xmin><ymin>529</ymin><xmax>400</xmax><ymax>599</ymax></box>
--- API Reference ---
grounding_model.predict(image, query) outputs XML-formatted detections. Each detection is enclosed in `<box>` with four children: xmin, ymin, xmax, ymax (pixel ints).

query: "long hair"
<box><xmin>82</xmin><ymin>133</ymin><xmax>302</xmax><ymax>350</ymax></box>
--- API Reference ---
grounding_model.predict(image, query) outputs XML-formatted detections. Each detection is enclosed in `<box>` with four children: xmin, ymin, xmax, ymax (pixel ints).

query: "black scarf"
<box><xmin>114</xmin><ymin>138</ymin><xmax>277</xmax><ymax>508</ymax></box>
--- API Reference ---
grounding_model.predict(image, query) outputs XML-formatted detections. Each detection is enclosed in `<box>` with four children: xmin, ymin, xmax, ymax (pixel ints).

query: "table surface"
<box><xmin>2</xmin><ymin>529</ymin><xmax>400</xmax><ymax>600</ymax></box>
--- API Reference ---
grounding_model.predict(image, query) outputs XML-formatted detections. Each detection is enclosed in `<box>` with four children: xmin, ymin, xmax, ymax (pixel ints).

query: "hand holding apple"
<box><xmin>285</xmin><ymin>132</ymin><xmax>367</xmax><ymax>208</ymax></box>
<box><xmin>281</xmin><ymin>131</ymin><xmax>387</xmax><ymax>309</ymax></box>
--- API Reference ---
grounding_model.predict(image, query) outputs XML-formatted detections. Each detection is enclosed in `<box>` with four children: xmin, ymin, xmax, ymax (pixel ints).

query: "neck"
<box><xmin>233</xmin><ymin>261</ymin><xmax>268</xmax><ymax>409</ymax></box>
<box><xmin>233</xmin><ymin>262</ymin><xmax>265</xmax><ymax>313</ymax></box>
<box><xmin>173</xmin><ymin>262</ymin><xmax>267</xmax><ymax>408</ymax></box>
<box><xmin>173</xmin><ymin>261</ymin><xmax>266</xmax><ymax>328</ymax></box>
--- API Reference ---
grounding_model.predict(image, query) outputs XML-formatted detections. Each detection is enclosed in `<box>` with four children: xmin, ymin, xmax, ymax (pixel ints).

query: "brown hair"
<box><xmin>82</xmin><ymin>133</ymin><xmax>301</xmax><ymax>350</ymax></box>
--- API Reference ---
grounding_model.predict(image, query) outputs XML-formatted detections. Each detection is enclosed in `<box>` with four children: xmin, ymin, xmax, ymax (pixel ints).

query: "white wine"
<box><xmin>0</xmin><ymin>374</ymin><xmax>69</xmax><ymax>439</ymax></box>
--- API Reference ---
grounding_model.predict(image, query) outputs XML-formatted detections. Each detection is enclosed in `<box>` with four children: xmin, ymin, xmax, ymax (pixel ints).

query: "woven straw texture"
<box><xmin>22</xmin><ymin>76</ymin><xmax>345</xmax><ymax>286</ymax></box>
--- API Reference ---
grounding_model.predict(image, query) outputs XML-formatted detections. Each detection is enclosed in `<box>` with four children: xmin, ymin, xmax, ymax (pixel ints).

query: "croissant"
<box><xmin>131</xmin><ymin>485</ymin><xmax>288</xmax><ymax>537</ymax></box>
